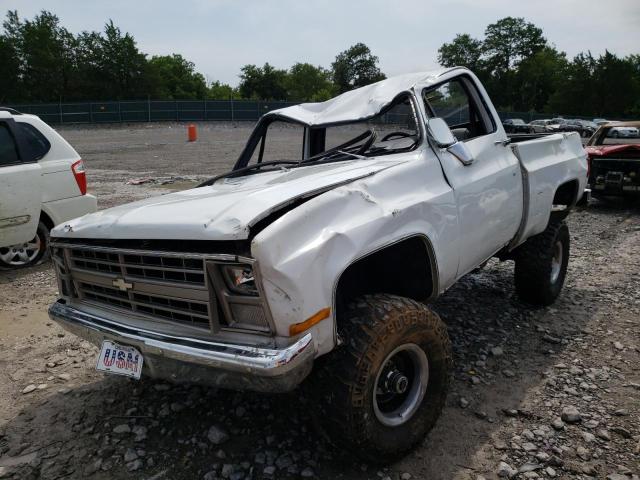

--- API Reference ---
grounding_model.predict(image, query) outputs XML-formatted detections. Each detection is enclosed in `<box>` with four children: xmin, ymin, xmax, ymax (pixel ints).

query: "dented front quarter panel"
<box><xmin>251</xmin><ymin>150</ymin><xmax>459</xmax><ymax>356</ymax></box>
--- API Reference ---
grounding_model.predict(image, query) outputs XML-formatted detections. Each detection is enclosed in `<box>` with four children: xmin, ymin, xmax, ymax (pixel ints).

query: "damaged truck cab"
<box><xmin>49</xmin><ymin>67</ymin><xmax>587</xmax><ymax>462</ymax></box>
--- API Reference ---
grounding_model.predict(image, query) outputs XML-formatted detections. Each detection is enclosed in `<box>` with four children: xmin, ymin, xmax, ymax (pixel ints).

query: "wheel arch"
<box><xmin>551</xmin><ymin>179</ymin><xmax>580</xmax><ymax>221</ymax></box>
<box><xmin>332</xmin><ymin>234</ymin><xmax>439</xmax><ymax>335</ymax></box>
<box><xmin>39</xmin><ymin>210</ymin><xmax>55</xmax><ymax>230</ymax></box>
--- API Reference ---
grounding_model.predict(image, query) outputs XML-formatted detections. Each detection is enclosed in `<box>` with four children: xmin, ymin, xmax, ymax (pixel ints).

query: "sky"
<box><xmin>2</xmin><ymin>0</ymin><xmax>639</xmax><ymax>86</ymax></box>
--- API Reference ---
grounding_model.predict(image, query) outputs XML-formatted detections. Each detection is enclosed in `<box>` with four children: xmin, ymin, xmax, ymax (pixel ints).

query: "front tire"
<box><xmin>0</xmin><ymin>221</ymin><xmax>49</xmax><ymax>269</ymax></box>
<box><xmin>514</xmin><ymin>221</ymin><xmax>569</xmax><ymax>306</ymax></box>
<box><xmin>309</xmin><ymin>294</ymin><xmax>452</xmax><ymax>463</ymax></box>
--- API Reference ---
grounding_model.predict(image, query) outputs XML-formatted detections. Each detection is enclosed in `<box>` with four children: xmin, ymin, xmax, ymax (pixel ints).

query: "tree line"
<box><xmin>0</xmin><ymin>10</ymin><xmax>384</xmax><ymax>104</ymax></box>
<box><xmin>1</xmin><ymin>11</ymin><xmax>638</xmax><ymax>118</ymax></box>
<box><xmin>438</xmin><ymin>17</ymin><xmax>640</xmax><ymax>118</ymax></box>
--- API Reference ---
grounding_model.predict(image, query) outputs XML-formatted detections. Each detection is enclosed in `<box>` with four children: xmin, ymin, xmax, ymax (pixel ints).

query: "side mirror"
<box><xmin>426</xmin><ymin>117</ymin><xmax>456</xmax><ymax>147</ymax></box>
<box><xmin>426</xmin><ymin>117</ymin><xmax>475</xmax><ymax>166</ymax></box>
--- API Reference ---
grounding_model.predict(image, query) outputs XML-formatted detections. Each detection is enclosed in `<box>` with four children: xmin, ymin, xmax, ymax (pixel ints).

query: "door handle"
<box><xmin>494</xmin><ymin>139</ymin><xmax>511</xmax><ymax>146</ymax></box>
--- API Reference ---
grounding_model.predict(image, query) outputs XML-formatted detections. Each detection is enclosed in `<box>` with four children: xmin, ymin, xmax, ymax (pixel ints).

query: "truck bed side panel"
<box><xmin>511</xmin><ymin>133</ymin><xmax>587</xmax><ymax>245</ymax></box>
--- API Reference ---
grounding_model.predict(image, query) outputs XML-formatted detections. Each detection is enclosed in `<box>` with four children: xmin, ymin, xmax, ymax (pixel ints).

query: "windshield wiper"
<box><xmin>198</xmin><ymin>160</ymin><xmax>299</xmax><ymax>187</ymax></box>
<box><xmin>300</xmin><ymin>150</ymin><xmax>367</xmax><ymax>166</ymax></box>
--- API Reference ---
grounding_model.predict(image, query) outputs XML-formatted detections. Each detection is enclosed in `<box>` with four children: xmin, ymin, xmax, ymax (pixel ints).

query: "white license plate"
<box><xmin>96</xmin><ymin>340</ymin><xmax>144</xmax><ymax>379</ymax></box>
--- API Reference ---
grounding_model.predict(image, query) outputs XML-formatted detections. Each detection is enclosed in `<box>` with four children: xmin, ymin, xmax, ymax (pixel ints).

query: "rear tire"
<box><xmin>308</xmin><ymin>294</ymin><xmax>452</xmax><ymax>464</ymax></box>
<box><xmin>0</xmin><ymin>221</ymin><xmax>49</xmax><ymax>269</ymax></box>
<box><xmin>514</xmin><ymin>221</ymin><xmax>569</xmax><ymax>306</ymax></box>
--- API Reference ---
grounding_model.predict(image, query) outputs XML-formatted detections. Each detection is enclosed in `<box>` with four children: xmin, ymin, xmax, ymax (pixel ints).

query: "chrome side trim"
<box><xmin>0</xmin><ymin>214</ymin><xmax>31</xmax><ymax>229</ymax></box>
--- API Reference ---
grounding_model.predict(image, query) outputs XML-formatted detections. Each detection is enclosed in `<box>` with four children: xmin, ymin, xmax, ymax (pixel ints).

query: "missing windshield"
<box><xmin>198</xmin><ymin>93</ymin><xmax>420</xmax><ymax>184</ymax></box>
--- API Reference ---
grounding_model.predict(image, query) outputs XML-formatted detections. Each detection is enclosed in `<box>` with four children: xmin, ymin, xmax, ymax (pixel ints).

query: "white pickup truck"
<box><xmin>48</xmin><ymin>68</ymin><xmax>587</xmax><ymax>462</ymax></box>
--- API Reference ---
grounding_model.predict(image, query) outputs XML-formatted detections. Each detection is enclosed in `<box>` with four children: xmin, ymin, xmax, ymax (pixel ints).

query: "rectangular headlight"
<box><xmin>220</xmin><ymin>264</ymin><xmax>259</xmax><ymax>296</ymax></box>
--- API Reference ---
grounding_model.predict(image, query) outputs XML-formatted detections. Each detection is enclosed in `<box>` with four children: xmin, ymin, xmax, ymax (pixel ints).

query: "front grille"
<box><xmin>79</xmin><ymin>282</ymin><xmax>211</xmax><ymax>327</ymax></box>
<box><xmin>51</xmin><ymin>242</ymin><xmax>272</xmax><ymax>335</ymax></box>
<box><xmin>70</xmin><ymin>248</ymin><xmax>206</xmax><ymax>286</ymax></box>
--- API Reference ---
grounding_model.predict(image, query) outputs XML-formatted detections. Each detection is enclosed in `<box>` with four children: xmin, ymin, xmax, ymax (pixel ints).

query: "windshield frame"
<box><xmin>232</xmin><ymin>91</ymin><xmax>424</xmax><ymax>172</ymax></box>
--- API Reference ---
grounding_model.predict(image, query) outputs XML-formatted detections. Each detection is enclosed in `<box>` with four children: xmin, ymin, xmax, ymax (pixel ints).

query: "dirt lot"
<box><xmin>0</xmin><ymin>123</ymin><xmax>639</xmax><ymax>480</ymax></box>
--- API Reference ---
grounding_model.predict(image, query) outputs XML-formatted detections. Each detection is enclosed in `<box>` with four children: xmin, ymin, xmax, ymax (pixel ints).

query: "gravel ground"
<box><xmin>0</xmin><ymin>123</ymin><xmax>639</xmax><ymax>480</ymax></box>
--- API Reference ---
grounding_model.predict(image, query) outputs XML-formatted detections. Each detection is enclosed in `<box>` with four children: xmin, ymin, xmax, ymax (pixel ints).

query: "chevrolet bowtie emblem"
<box><xmin>112</xmin><ymin>278</ymin><xmax>133</xmax><ymax>292</ymax></box>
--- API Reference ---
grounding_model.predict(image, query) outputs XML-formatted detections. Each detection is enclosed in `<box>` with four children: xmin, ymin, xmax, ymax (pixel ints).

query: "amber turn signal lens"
<box><xmin>289</xmin><ymin>307</ymin><xmax>330</xmax><ymax>336</ymax></box>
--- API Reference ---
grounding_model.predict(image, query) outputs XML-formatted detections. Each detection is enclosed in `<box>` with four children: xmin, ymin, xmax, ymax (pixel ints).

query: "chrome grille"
<box><xmin>78</xmin><ymin>282</ymin><xmax>211</xmax><ymax>327</ymax></box>
<box><xmin>50</xmin><ymin>242</ymin><xmax>274</xmax><ymax>335</ymax></box>
<box><xmin>70</xmin><ymin>248</ymin><xmax>206</xmax><ymax>286</ymax></box>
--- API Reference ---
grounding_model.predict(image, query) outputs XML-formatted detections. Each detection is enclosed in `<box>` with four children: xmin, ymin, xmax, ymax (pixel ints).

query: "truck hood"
<box><xmin>52</xmin><ymin>159</ymin><xmax>407</xmax><ymax>241</ymax></box>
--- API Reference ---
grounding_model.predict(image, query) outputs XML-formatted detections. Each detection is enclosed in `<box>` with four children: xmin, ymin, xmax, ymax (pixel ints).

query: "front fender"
<box><xmin>251</xmin><ymin>158</ymin><xmax>459</xmax><ymax>356</ymax></box>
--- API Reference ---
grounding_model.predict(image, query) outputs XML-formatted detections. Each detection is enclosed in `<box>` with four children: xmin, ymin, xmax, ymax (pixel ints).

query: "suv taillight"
<box><xmin>71</xmin><ymin>159</ymin><xmax>87</xmax><ymax>195</ymax></box>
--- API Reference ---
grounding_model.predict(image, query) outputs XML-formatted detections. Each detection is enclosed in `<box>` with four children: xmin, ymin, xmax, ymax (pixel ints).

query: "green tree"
<box><xmin>147</xmin><ymin>54</ymin><xmax>207</xmax><ymax>99</ymax></box>
<box><xmin>286</xmin><ymin>63</ymin><xmax>334</xmax><ymax>101</ymax></box>
<box><xmin>547</xmin><ymin>52</ymin><xmax>596</xmax><ymax>115</ymax></box>
<box><xmin>4</xmin><ymin>10</ymin><xmax>77</xmax><ymax>102</ymax></box>
<box><xmin>208</xmin><ymin>80</ymin><xmax>236</xmax><ymax>99</ymax></box>
<box><xmin>437</xmin><ymin>34</ymin><xmax>484</xmax><ymax>71</ymax></box>
<box><xmin>331</xmin><ymin>43</ymin><xmax>386</xmax><ymax>94</ymax></box>
<box><xmin>483</xmin><ymin>17</ymin><xmax>546</xmax><ymax>73</ymax></box>
<box><xmin>514</xmin><ymin>46</ymin><xmax>567</xmax><ymax>112</ymax></box>
<box><xmin>71</xmin><ymin>30</ymin><xmax>107</xmax><ymax>99</ymax></box>
<box><xmin>0</xmin><ymin>34</ymin><xmax>20</xmax><ymax>102</ymax></box>
<box><xmin>99</xmin><ymin>20</ymin><xmax>148</xmax><ymax>99</ymax></box>
<box><xmin>591</xmin><ymin>51</ymin><xmax>639</xmax><ymax>117</ymax></box>
<box><xmin>483</xmin><ymin>17</ymin><xmax>546</xmax><ymax>108</ymax></box>
<box><xmin>238</xmin><ymin>63</ymin><xmax>288</xmax><ymax>100</ymax></box>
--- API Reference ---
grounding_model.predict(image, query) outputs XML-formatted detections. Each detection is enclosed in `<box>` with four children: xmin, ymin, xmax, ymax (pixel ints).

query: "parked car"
<box><xmin>608</xmin><ymin>125</ymin><xmax>639</xmax><ymax>138</ymax></box>
<box><xmin>558</xmin><ymin>119</ymin><xmax>596</xmax><ymax>138</ymax></box>
<box><xmin>586</xmin><ymin>121</ymin><xmax>640</xmax><ymax>199</ymax></box>
<box><xmin>576</xmin><ymin>119</ymin><xmax>597</xmax><ymax>138</ymax></box>
<box><xmin>561</xmin><ymin>119</ymin><xmax>585</xmax><ymax>135</ymax></box>
<box><xmin>529</xmin><ymin>119</ymin><xmax>554</xmax><ymax>133</ymax></box>
<box><xmin>0</xmin><ymin>108</ymin><xmax>97</xmax><ymax>268</ymax></box>
<box><xmin>48</xmin><ymin>67</ymin><xmax>587</xmax><ymax>462</ymax></box>
<box><xmin>546</xmin><ymin>117</ymin><xmax>567</xmax><ymax>132</ymax></box>
<box><xmin>593</xmin><ymin>118</ymin><xmax>610</xmax><ymax>126</ymax></box>
<box><xmin>502</xmin><ymin>118</ymin><xmax>529</xmax><ymax>133</ymax></box>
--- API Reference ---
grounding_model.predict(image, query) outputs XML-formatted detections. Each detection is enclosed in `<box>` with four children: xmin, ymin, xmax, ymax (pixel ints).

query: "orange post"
<box><xmin>187</xmin><ymin>124</ymin><xmax>197</xmax><ymax>142</ymax></box>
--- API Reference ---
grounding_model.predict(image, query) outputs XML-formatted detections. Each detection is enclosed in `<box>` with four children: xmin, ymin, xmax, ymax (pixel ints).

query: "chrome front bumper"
<box><xmin>48</xmin><ymin>300</ymin><xmax>315</xmax><ymax>392</ymax></box>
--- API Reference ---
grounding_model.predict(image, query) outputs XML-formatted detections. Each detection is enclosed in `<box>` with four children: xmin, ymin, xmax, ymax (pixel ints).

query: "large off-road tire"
<box><xmin>0</xmin><ymin>221</ymin><xmax>49</xmax><ymax>269</ymax></box>
<box><xmin>308</xmin><ymin>294</ymin><xmax>452</xmax><ymax>463</ymax></box>
<box><xmin>514</xmin><ymin>220</ymin><xmax>569</xmax><ymax>306</ymax></box>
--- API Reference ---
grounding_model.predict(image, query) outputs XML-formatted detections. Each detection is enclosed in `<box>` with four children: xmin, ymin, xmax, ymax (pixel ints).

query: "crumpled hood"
<box><xmin>52</xmin><ymin>159</ymin><xmax>407</xmax><ymax>241</ymax></box>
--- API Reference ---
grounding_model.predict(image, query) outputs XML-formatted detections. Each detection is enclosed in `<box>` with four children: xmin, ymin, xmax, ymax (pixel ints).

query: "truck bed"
<box><xmin>509</xmin><ymin>132</ymin><xmax>587</xmax><ymax>247</ymax></box>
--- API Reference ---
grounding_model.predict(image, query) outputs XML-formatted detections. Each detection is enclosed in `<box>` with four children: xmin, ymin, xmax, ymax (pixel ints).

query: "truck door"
<box><xmin>422</xmin><ymin>76</ymin><xmax>523</xmax><ymax>277</ymax></box>
<box><xmin>0</xmin><ymin>119</ymin><xmax>43</xmax><ymax>248</ymax></box>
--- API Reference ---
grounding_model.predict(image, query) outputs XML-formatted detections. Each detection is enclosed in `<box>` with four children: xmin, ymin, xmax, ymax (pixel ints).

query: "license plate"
<box><xmin>96</xmin><ymin>340</ymin><xmax>144</xmax><ymax>379</ymax></box>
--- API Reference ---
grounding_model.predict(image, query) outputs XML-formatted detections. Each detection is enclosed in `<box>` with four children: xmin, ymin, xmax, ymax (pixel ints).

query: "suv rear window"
<box><xmin>16</xmin><ymin>122</ymin><xmax>51</xmax><ymax>160</ymax></box>
<box><xmin>0</xmin><ymin>123</ymin><xmax>20</xmax><ymax>166</ymax></box>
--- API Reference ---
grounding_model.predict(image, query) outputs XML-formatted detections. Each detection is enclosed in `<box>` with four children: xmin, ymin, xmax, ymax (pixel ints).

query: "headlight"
<box><xmin>220</xmin><ymin>264</ymin><xmax>258</xmax><ymax>296</ymax></box>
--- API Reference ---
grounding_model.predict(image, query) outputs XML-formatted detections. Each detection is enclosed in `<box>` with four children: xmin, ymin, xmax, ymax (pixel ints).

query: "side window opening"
<box><xmin>15</xmin><ymin>122</ymin><xmax>51</xmax><ymax>161</ymax></box>
<box><xmin>0</xmin><ymin>123</ymin><xmax>20</xmax><ymax>166</ymax></box>
<box><xmin>422</xmin><ymin>77</ymin><xmax>494</xmax><ymax>141</ymax></box>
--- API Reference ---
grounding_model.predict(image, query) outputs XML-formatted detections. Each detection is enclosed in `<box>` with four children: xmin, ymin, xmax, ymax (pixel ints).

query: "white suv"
<box><xmin>0</xmin><ymin>108</ymin><xmax>97</xmax><ymax>268</ymax></box>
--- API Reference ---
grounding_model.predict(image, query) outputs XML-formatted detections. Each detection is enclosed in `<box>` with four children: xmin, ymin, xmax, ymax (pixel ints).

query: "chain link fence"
<box><xmin>6</xmin><ymin>99</ymin><xmax>599</xmax><ymax>125</ymax></box>
<box><xmin>6</xmin><ymin>99</ymin><xmax>298</xmax><ymax>124</ymax></box>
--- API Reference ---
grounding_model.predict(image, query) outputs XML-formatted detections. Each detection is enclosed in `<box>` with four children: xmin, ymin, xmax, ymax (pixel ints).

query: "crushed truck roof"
<box><xmin>266</xmin><ymin>68</ymin><xmax>453</xmax><ymax>127</ymax></box>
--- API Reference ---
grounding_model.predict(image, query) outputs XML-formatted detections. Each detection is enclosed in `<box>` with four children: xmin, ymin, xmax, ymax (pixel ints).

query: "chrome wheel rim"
<box><xmin>373</xmin><ymin>343</ymin><xmax>429</xmax><ymax>427</ymax></box>
<box><xmin>0</xmin><ymin>234</ymin><xmax>42</xmax><ymax>266</ymax></box>
<box><xmin>550</xmin><ymin>240</ymin><xmax>563</xmax><ymax>284</ymax></box>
